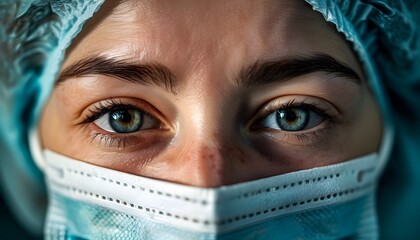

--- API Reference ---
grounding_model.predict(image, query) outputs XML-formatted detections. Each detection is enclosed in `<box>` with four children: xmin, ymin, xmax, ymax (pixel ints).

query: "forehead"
<box><xmin>64</xmin><ymin>0</ymin><xmax>359</xmax><ymax>78</ymax></box>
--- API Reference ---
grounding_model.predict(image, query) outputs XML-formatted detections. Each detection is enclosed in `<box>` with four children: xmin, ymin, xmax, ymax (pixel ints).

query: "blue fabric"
<box><xmin>0</xmin><ymin>0</ymin><xmax>104</xmax><ymax>236</ymax></box>
<box><xmin>0</xmin><ymin>0</ymin><xmax>419</xmax><ymax>238</ymax></box>
<box><xmin>46</xmin><ymin>192</ymin><xmax>373</xmax><ymax>239</ymax></box>
<box><xmin>303</xmin><ymin>1</ymin><xmax>420</xmax><ymax>239</ymax></box>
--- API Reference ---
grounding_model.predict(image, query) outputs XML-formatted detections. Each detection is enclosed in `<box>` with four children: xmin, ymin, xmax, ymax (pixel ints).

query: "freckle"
<box><xmin>237</xmin><ymin>148</ymin><xmax>246</xmax><ymax>164</ymax></box>
<box><xmin>223</xmin><ymin>143</ymin><xmax>246</xmax><ymax>165</ymax></box>
<box><xmin>203</xmin><ymin>151</ymin><xmax>216</xmax><ymax>161</ymax></box>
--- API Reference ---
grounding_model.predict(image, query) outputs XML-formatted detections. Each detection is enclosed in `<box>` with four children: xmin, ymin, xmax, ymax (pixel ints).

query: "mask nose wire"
<box><xmin>29</xmin><ymin>125</ymin><xmax>46</xmax><ymax>171</ymax></box>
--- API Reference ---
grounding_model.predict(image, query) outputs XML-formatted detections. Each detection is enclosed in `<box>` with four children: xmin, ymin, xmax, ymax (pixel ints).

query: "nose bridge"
<box><xmin>178</xmin><ymin>132</ymin><xmax>244</xmax><ymax>187</ymax></box>
<box><xmin>169</xmin><ymin>65</ymin><xmax>248</xmax><ymax>187</ymax></box>
<box><xmin>174</xmin><ymin>92</ymin><xmax>242</xmax><ymax>186</ymax></box>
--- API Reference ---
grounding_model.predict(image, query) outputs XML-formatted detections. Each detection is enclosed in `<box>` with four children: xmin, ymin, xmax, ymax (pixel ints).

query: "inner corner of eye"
<box><xmin>93</xmin><ymin>112</ymin><xmax>115</xmax><ymax>132</ymax></box>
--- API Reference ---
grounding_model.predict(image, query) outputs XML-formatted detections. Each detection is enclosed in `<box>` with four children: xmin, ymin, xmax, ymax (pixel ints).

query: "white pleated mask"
<box><xmin>41</xmin><ymin>149</ymin><xmax>380</xmax><ymax>240</ymax></box>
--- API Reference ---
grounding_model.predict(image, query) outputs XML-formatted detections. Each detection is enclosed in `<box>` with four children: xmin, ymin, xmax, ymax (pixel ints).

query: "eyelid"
<box><xmin>245</xmin><ymin>96</ymin><xmax>345</xmax><ymax>147</ymax></box>
<box><xmin>78</xmin><ymin>98</ymin><xmax>173</xmax><ymax>149</ymax></box>
<box><xmin>94</xmin><ymin>109</ymin><xmax>159</xmax><ymax>133</ymax></box>
<box><xmin>262</xmin><ymin>107</ymin><xmax>325</xmax><ymax>131</ymax></box>
<box><xmin>248</xmin><ymin>95</ymin><xmax>343</xmax><ymax>130</ymax></box>
<box><xmin>78</xmin><ymin>98</ymin><xmax>172</xmax><ymax>131</ymax></box>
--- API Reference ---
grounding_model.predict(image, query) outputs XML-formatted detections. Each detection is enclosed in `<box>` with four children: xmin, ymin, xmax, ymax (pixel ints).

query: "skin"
<box><xmin>40</xmin><ymin>0</ymin><xmax>382</xmax><ymax>187</ymax></box>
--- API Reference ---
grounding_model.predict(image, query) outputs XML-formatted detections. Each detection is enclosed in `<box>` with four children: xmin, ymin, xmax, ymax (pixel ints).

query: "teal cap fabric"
<box><xmin>0</xmin><ymin>0</ymin><xmax>419</xmax><ymax>238</ymax></box>
<box><xmin>303</xmin><ymin>1</ymin><xmax>420</xmax><ymax>238</ymax></box>
<box><xmin>0</xmin><ymin>0</ymin><xmax>104</xmax><ymax>235</ymax></box>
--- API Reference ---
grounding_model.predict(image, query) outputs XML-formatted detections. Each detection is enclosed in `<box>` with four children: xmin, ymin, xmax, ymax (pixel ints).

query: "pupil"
<box><xmin>284</xmin><ymin>110</ymin><xmax>297</xmax><ymax>122</ymax></box>
<box><xmin>112</xmin><ymin>110</ymin><xmax>131</xmax><ymax>123</ymax></box>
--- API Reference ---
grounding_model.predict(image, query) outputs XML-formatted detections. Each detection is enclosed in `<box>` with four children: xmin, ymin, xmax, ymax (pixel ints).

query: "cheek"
<box><xmin>40</xmin><ymin>98</ymin><xmax>61</xmax><ymax>151</ymax></box>
<box><xmin>253</xmin><ymin>136</ymin><xmax>348</xmax><ymax>171</ymax></box>
<box><xmin>348</xmin><ymin>93</ymin><xmax>383</xmax><ymax>155</ymax></box>
<box><xmin>40</xmin><ymin>93</ymin><xmax>90</xmax><ymax>157</ymax></box>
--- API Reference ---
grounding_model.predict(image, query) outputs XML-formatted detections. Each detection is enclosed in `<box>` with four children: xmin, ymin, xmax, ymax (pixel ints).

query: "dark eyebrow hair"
<box><xmin>57</xmin><ymin>55</ymin><xmax>178</xmax><ymax>95</ymax></box>
<box><xmin>238</xmin><ymin>53</ymin><xmax>362</xmax><ymax>88</ymax></box>
<box><xmin>57</xmin><ymin>53</ymin><xmax>361</xmax><ymax>94</ymax></box>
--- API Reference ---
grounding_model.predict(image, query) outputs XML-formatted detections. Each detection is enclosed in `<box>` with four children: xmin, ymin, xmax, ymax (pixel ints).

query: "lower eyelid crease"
<box><xmin>90</xmin><ymin>131</ymin><xmax>145</xmax><ymax>149</ymax></box>
<box><xmin>255</xmin><ymin>116</ymin><xmax>337</xmax><ymax>147</ymax></box>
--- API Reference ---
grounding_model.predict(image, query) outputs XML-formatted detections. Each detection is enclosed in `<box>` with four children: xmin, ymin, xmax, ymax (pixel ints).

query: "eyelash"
<box><xmin>252</xmin><ymin>99</ymin><xmax>340</xmax><ymax>145</ymax></box>
<box><xmin>82</xmin><ymin>99</ymin><xmax>138</xmax><ymax>124</ymax></box>
<box><xmin>81</xmin><ymin>99</ymin><xmax>159</xmax><ymax>148</ymax></box>
<box><xmin>81</xmin><ymin>98</ymin><xmax>340</xmax><ymax>148</ymax></box>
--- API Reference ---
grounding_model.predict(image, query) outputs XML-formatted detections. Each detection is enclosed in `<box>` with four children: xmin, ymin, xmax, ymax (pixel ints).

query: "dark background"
<box><xmin>0</xmin><ymin>194</ymin><xmax>41</xmax><ymax>240</ymax></box>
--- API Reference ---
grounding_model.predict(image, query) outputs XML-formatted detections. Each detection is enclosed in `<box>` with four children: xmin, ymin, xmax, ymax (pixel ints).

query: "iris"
<box><xmin>276</xmin><ymin>108</ymin><xmax>309</xmax><ymax>131</ymax></box>
<box><xmin>109</xmin><ymin>109</ymin><xmax>142</xmax><ymax>133</ymax></box>
<box><xmin>270</xmin><ymin>106</ymin><xmax>325</xmax><ymax>132</ymax></box>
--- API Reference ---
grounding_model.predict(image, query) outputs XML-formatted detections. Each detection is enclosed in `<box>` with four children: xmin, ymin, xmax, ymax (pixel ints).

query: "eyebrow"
<box><xmin>57</xmin><ymin>53</ymin><xmax>361</xmax><ymax>94</ymax></box>
<box><xmin>57</xmin><ymin>56</ymin><xmax>178</xmax><ymax>94</ymax></box>
<box><xmin>239</xmin><ymin>53</ymin><xmax>361</xmax><ymax>88</ymax></box>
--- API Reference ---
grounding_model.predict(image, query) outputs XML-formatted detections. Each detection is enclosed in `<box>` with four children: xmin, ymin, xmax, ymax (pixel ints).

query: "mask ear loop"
<box><xmin>29</xmin><ymin>125</ymin><xmax>46</xmax><ymax>171</ymax></box>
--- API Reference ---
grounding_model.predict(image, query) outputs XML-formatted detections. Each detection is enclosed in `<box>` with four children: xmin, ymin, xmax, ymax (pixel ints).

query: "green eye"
<box><xmin>94</xmin><ymin>107</ymin><xmax>160</xmax><ymax>133</ymax></box>
<box><xmin>261</xmin><ymin>107</ymin><xmax>325</xmax><ymax>132</ymax></box>
<box><xmin>109</xmin><ymin>109</ymin><xmax>142</xmax><ymax>133</ymax></box>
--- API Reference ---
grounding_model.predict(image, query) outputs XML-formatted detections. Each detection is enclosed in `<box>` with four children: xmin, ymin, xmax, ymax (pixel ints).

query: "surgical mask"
<box><xmin>41</xmin><ymin>149</ymin><xmax>380</xmax><ymax>240</ymax></box>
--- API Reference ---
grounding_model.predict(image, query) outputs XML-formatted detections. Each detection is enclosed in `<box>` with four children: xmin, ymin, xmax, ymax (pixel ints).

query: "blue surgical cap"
<box><xmin>0</xmin><ymin>0</ymin><xmax>419</xmax><ymax>238</ymax></box>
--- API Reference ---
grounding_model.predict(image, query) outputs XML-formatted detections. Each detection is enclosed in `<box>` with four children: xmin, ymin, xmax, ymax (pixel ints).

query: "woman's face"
<box><xmin>40</xmin><ymin>0</ymin><xmax>381</xmax><ymax>187</ymax></box>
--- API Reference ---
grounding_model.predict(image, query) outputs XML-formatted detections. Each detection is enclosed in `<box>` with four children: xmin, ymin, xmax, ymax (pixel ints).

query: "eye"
<box><xmin>94</xmin><ymin>107</ymin><xmax>160</xmax><ymax>133</ymax></box>
<box><xmin>260</xmin><ymin>106</ymin><xmax>325</xmax><ymax>131</ymax></box>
